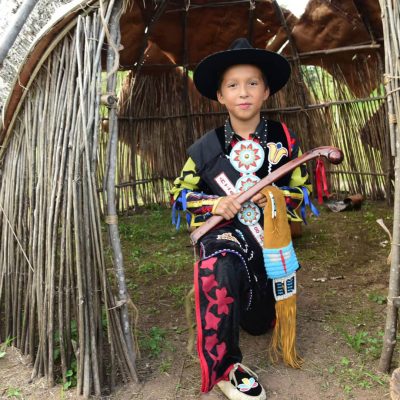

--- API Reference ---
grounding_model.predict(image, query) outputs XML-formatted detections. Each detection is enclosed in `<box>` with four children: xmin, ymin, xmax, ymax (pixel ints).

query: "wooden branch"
<box><xmin>105</xmin><ymin>0</ymin><xmax>139</xmax><ymax>383</ymax></box>
<box><xmin>114</xmin><ymin>95</ymin><xmax>386</xmax><ymax>122</ymax></box>
<box><xmin>119</xmin><ymin>40</ymin><xmax>384</xmax><ymax>69</ymax></box>
<box><xmin>272</xmin><ymin>0</ymin><xmax>299</xmax><ymax>60</ymax></box>
<box><xmin>0</xmin><ymin>0</ymin><xmax>40</xmax><ymax>65</ymax></box>
<box><xmin>351</xmin><ymin>0</ymin><xmax>377</xmax><ymax>43</ymax></box>
<box><xmin>97</xmin><ymin>177</ymin><xmax>174</xmax><ymax>191</ymax></box>
<box><xmin>326</xmin><ymin>169</ymin><xmax>388</xmax><ymax>177</ymax></box>
<box><xmin>132</xmin><ymin>0</ymin><xmax>170</xmax><ymax>77</ymax></box>
<box><xmin>295</xmin><ymin>43</ymin><xmax>381</xmax><ymax>59</ymax></box>
<box><xmin>378</xmin><ymin>0</ymin><xmax>400</xmax><ymax>373</ymax></box>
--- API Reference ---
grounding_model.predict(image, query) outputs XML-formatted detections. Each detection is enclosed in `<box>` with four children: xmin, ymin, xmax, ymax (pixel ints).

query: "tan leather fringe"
<box><xmin>261</xmin><ymin>186</ymin><xmax>303</xmax><ymax>368</ymax></box>
<box><xmin>270</xmin><ymin>294</ymin><xmax>303</xmax><ymax>368</ymax></box>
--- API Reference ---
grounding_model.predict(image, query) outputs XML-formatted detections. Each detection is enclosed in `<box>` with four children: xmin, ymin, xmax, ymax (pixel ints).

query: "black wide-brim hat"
<box><xmin>193</xmin><ymin>38</ymin><xmax>291</xmax><ymax>101</ymax></box>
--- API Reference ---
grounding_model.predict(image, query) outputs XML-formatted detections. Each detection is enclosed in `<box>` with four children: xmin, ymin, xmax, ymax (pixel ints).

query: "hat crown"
<box><xmin>229</xmin><ymin>37</ymin><xmax>253</xmax><ymax>51</ymax></box>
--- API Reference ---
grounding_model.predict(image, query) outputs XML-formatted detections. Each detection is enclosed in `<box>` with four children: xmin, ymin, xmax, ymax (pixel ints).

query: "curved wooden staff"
<box><xmin>190</xmin><ymin>146</ymin><xmax>344</xmax><ymax>245</ymax></box>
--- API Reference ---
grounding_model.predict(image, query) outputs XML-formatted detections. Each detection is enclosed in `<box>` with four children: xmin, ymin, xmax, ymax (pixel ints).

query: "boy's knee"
<box><xmin>212</xmin><ymin>251</ymin><xmax>247</xmax><ymax>280</ymax></box>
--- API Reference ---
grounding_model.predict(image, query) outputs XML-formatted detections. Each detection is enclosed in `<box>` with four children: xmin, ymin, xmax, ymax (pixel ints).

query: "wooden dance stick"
<box><xmin>190</xmin><ymin>146</ymin><xmax>344</xmax><ymax>245</ymax></box>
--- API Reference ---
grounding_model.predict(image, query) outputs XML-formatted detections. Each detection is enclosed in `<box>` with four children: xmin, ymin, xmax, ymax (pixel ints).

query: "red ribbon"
<box><xmin>315</xmin><ymin>158</ymin><xmax>330</xmax><ymax>204</ymax></box>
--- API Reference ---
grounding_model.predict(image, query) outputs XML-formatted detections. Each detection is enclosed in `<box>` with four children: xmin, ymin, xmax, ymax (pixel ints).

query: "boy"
<box><xmin>171</xmin><ymin>38</ymin><xmax>311</xmax><ymax>400</ymax></box>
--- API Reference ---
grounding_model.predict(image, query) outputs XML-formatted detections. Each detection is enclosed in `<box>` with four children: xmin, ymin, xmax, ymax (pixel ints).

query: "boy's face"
<box><xmin>217</xmin><ymin>64</ymin><xmax>269</xmax><ymax>126</ymax></box>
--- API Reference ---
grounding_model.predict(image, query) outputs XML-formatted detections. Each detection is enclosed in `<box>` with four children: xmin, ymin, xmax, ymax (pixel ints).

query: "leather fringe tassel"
<box><xmin>270</xmin><ymin>294</ymin><xmax>303</xmax><ymax>368</ymax></box>
<box><xmin>261</xmin><ymin>185</ymin><xmax>303</xmax><ymax>369</ymax></box>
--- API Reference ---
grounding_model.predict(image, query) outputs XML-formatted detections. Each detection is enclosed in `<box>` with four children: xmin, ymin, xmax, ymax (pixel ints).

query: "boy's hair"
<box><xmin>217</xmin><ymin>64</ymin><xmax>270</xmax><ymax>92</ymax></box>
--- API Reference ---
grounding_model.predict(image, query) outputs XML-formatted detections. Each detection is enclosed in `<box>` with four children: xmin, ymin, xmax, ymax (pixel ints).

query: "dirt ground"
<box><xmin>0</xmin><ymin>201</ymin><xmax>395</xmax><ymax>399</ymax></box>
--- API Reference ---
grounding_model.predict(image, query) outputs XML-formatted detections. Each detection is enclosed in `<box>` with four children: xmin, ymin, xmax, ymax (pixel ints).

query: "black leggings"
<box><xmin>195</xmin><ymin>227</ymin><xmax>275</xmax><ymax>393</ymax></box>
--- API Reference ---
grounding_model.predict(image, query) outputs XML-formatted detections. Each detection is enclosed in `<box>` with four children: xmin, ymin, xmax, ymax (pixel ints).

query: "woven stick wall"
<box><xmin>0</xmin><ymin>5</ymin><xmax>138</xmax><ymax>397</ymax></box>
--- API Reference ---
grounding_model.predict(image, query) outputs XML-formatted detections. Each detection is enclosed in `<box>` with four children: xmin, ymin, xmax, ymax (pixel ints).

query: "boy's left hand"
<box><xmin>251</xmin><ymin>192</ymin><xmax>267</xmax><ymax>208</ymax></box>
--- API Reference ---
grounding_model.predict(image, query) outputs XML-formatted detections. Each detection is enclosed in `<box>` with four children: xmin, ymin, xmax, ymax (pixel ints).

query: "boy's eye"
<box><xmin>227</xmin><ymin>83</ymin><xmax>237</xmax><ymax>88</ymax></box>
<box><xmin>249</xmin><ymin>81</ymin><xmax>259</xmax><ymax>86</ymax></box>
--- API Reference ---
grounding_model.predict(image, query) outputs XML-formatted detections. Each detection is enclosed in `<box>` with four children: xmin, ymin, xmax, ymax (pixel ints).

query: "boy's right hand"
<box><xmin>213</xmin><ymin>193</ymin><xmax>242</xmax><ymax>220</ymax></box>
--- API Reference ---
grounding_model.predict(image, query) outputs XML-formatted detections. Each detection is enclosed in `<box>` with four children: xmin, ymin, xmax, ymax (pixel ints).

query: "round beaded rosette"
<box><xmin>230</xmin><ymin>140</ymin><xmax>264</xmax><ymax>174</ymax></box>
<box><xmin>230</xmin><ymin>140</ymin><xmax>265</xmax><ymax>226</ymax></box>
<box><xmin>235</xmin><ymin>174</ymin><xmax>261</xmax><ymax>192</ymax></box>
<box><xmin>238</xmin><ymin>201</ymin><xmax>262</xmax><ymax>226</ymax></box>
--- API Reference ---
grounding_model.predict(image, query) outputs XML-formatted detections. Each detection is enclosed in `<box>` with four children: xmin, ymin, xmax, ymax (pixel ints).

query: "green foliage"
<box><xmin>52</xmin><ymin>321</ymin><xmax>79</xmax><ymax>390</ymax></box>
<box><xmin>342</xmin><ymin>330</ymin><xmax>383</xmax><ymax>359</ymax></box>
<box><xmin>53</xmin><ymin>320</ymin><xmax>78</xmax><ymax>362</ymax></box>
<box><xmin>138</xmin><ymin>261</ymin><xmax>159</xmax><ymax>274</ymax></box>
<box><xmin>343</xmin><ymin>331</ymin><xmax>369</xmax><ymax>353</ymax></box>
<box><xmin>140</xmin><ymin>326</ymin><xmax>167</xmax><ymax>358</ymax></box>
<box><xmin>63</xmin><ymin>359</ymin><xmax>78</xmax><ymax>390</ymax></box>
<box><xmin>159</xmin><ymin>360</ymin><xmax>172</xmax><ymax>373</ymax></box>
<box><xmin>126</xmin><ymin>279</ymin><xmax>138</xmax><ymax>291</ymax></box>
<box><xmin>130</xmin><ymin>248</ymin><xmax>143</xmax><ymax>261</ymax></box>
<box><xmin>341</xmin><ymin>356</ymin><xmax>351</xmax><ymax>367</ymax></box>
<box><xmin>119</xmin><ymin>221</ymin><xmax>143</xmax><ymax>240</ymax></box>
<box><xmin>166</xmin><ymin>283</ymin><xmax>192</xmax><ymax>306</ymax></box>
<box><xmin>0</xmin><ymin>336</ymin><xmax>15</xmax><ymax>359</ymax></box>
<box><xmin>6</xmin><ymin>388</ymin><xmax>22</xmax><ymax>398</ymax></box>
<box><xmin>368</xmin><ymin>292</ymin><xmax>386</xmax><ymax>305</ymax></box>
<box><xmin>334</xmin><ymin>355</ymin><xmax>387</xmax><ymax>396</ymax></box>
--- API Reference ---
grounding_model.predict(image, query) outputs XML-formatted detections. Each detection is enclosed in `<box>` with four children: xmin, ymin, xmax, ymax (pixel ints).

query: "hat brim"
<box><xmin>193</xmin><ymin>48</ymin><xmax>291</xmax><ymax>101</ymax></box>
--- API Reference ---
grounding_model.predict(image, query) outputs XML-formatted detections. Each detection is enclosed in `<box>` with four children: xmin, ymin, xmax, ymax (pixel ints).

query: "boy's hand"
<box><xmin>213</xmin><ymin>193</ymin><xmax>242</xmax><ymax>220</ymax></box>
<box><xmin>251</xmin><ymin>192</ymin><xmax>267</xmax><ymax>208</ymax></box>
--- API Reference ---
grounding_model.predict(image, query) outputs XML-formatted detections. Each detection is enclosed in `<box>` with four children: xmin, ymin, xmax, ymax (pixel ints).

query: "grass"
<box><xmin>342</xmin><ymin>330</ymin><xmax>384</xmax><ymax>358</ymax></box>
<box><xmin>139</xmin><ymin>326</ymin><xmax>169</xmax><ymax>358</ymax></box>
<box><xmin>333</xmin><ymin>356</ymin><xmax>387</xmax><ymax>396</ymax></box>
<box><xmin>166</xmin><ymin>283</ymin><xmax>193</xmax><ymax>307</ymax></box>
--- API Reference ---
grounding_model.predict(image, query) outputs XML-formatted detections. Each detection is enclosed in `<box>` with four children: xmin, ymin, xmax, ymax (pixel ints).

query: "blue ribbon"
<box><xmin>300</xmin><ymin>186</ymin><xmax>319</xmax><ymax>224</ymax></box>
<box><xmin>171</xmin><ymin>189</ymin><xmax>189</xmax><ymax>230</ymax></box>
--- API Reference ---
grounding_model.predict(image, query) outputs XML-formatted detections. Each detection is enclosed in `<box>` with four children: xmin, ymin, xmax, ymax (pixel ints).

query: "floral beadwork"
<box><xmin>216</xmin><ymin>232</ymin><xmax>241</xmax><ymax>245</ymax></box>
<box><xmin>267</xmin><ymin>141</ymin><xmax>288</xmax><ymax>165</ymax></box>
<box><xmin>238</xmin><ymin>377</ymin><xmax>259</xmax><ymax>392</ymax></box>
<box><xmin>238</xmin><ymin>201</ymin><xmax>261</xmax><ymax>226</ymax></box>
<box><xmin>235</xmin><ymin>174</ymin><xmax>260</xmax><ymax>192</ymax></box>
<box><xmin>230</xmin><ymin>140</ymin><xmax>264</xmax><ymax>174</ymax></box>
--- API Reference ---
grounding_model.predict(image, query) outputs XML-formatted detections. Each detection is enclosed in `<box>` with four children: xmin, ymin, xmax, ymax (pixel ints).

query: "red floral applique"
<box><xmin>200</xmin><ymin>256</ymin><xmax>218</xmax><ymax>271</ymax></box>
<box><xmin>201</xmin><ymin>274</ymin><xmax>218</xmax><ymax>293</ymax></box>
<box><xmin>204</xmin><ymin>311</ymin><xmax>221</xmax><ymax>330</ymax></box>
<box><xmin>214</xmin><ymin>287</ymin><xmax>234</xmax><ymax>315</ymax></box>
<box><xmin>205</xmin><ymin>334</ymin><xmax>219</xmax><ymax>353</ymax></box>
<box><xmin>215</xmin><ymin>342</ymin><xmax>227</xmax><ymax>362</ymax></box>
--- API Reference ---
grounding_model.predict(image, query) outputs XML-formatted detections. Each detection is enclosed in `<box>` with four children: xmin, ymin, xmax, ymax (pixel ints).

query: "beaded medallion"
<box><xmin>229</xmin><ymin>140</ymin><xmax>265</xmax><ymax>226</ymax></box>
<box><xmin>235</xmin><ymin>174</ymin><xmax>260</xmax><ymax>192</ymax></box>
<box><xmin>230</xmin><ymin>140</ymin><xmax>264</xmax><ymax>173</ymax></box>
<box><xmin>237</xmin><ymin>201</ymin><xmax>262</xmax><ymax>226</ymax></box>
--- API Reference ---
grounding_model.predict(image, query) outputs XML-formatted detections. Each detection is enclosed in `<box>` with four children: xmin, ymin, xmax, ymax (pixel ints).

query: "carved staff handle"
<box><xmin>190</xmin><ymin>146</ymin><xmax>344</xmax><ymax>245</ymax></box>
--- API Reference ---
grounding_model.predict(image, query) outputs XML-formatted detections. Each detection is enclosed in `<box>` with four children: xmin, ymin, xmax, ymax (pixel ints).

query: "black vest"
<box><xmin>188</xmin><ymin>119</ymin><xmax>292</xmax><ymax>197</ymax></box>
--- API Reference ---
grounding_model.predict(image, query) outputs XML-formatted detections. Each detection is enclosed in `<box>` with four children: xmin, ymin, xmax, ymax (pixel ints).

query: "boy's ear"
<box><xmin>217</xmin><ymin>90</ymin><xmax>225</xmax><ymax>105</ymax></box>
<box><xmin>263</xmin><ymin>86</ymin><xmax>270</xmax><ymax>101</ymax></box>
